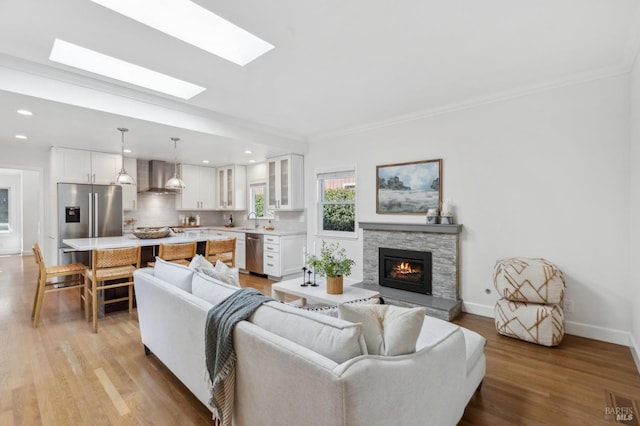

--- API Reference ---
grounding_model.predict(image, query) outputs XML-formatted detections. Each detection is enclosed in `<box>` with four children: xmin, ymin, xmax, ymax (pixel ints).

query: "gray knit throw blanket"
<box><xmin>205</xmin><ymin>288</ymin><xmax>271</xmax><ymax>426</ymax></box>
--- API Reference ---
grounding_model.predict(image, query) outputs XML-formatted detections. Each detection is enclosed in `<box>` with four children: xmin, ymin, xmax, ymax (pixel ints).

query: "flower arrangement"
<box><xmin>306</xmin><ymin>241</ymin><xmax>355</xmax><ymax>278</ymax></box>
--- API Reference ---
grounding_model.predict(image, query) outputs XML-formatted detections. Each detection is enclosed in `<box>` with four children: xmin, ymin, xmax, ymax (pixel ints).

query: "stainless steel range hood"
<box><xmin>137</xmin><ymin>160</ymin><xmax>178</xmax><ymax>193</ymax></box>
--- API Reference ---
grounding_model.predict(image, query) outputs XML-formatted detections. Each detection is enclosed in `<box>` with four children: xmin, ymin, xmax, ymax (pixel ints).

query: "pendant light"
<box><xmin>165</xmin><ymin>137</ymin><xmax>186</xmax><ymax>189</ymax></box>
<box><xmin>115</xmin><ymin>127</ymin><xmax>135</xmax><ymax>185</ymax></box>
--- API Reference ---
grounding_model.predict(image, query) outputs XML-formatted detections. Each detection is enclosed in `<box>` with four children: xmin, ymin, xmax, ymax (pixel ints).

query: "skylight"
<box><xmin>49</xmin><ymin>39</ymin><xmax>206</xmax><ymax>100</ymax></box>
<box><xmin>89</xmin><ymin>0</ymin><xmax>274</xmax><ymax>66</ymax></box>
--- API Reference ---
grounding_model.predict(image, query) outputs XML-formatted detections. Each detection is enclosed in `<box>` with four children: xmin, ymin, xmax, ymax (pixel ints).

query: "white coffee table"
<box><xmin>271</xmin><ymin>276</ymin><xmax>380</xmax><ymax>306</ymax></box>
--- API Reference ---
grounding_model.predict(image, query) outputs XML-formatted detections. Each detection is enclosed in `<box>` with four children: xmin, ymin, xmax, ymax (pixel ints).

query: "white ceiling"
<box><xmin>1</xmin><ymin>0</ymin><xmax>639</xmax><ymax>166</ymax></box>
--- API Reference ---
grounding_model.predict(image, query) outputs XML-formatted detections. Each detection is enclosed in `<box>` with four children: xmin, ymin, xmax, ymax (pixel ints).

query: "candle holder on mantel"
<box><xmin>306</xmin><ymin>270</ymin><xmax>313</xmax><ymax>286</ymax></box>
<box><xmin>310</xmin><ymin>268</ymin><xmax>319</xmax><ymax>287</ymax></box>
<box><xmin>301</xmin><ymin>267</ymin><xmax>308</xmax><ymax>287</ymax></box>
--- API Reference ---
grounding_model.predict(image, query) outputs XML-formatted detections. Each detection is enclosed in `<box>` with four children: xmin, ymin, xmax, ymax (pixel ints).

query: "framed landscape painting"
<box><xmin>376</xmin><ymin>159</ymin><xmax>442</xmax><ymax>214</ymax></box>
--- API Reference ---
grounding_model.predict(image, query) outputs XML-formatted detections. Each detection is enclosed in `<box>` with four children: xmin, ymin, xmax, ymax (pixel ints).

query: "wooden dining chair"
<box><xmin>147</xmin><ymin>241</ymin><xmax>197</xmax><ymax>267</ymax></box>
<box><xmin>204</xmin><ymin>238</ymin><xmax>236</xmax><ymax>267</ymax></box>
<box><xmin>31</xmin><ymin>243</ymin><xmax>86</xmax><ymax>328</ymax></box>
<box><xmin>83</xmin><ymin>246</ymin><xmax>141</xmax><ymax>333</ymax></box>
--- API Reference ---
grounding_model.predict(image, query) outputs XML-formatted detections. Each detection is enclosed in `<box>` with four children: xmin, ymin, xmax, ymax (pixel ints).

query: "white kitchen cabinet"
<box><xmin>266</xmin><ymin>154</ymin><xmax>304</xmax><ymax>210</ymax></box>
<box><xmin>121</xmin><ymin>157</ymin><xmax>137</xmax><ymax>210</ymax></box>
<box><xmin>216</xmin><ymin>165</ymin><xmax>247</xmax><ymax>210</ymax></box>
<box><xmin>263</xmin><ymin>234</ymin><xmax>305</xmax><ymax>277</ymax></box>
<box><xmin>52</xmin><ymin>147</ymin><xmax>122</xmax><ymax>184</ymax></box>
<box><xmin>207</xmin><ymin>229</ymin><xmax>246</xmax><ymax>270</ymax></box>
<box><xmin>176</xmin><ymin>164</ymin><xmax>216</xmax><ymax>210</ymax></box>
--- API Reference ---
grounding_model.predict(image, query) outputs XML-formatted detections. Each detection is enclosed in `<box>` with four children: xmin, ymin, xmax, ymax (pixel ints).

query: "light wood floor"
<box><xmin>2</xmin><ymin>254</ymin><xmax>639</xmax><ymax>425</ymax></box>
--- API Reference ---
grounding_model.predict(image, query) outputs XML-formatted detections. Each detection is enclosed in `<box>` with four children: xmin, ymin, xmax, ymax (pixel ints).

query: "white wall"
<box><xmin>21</xmin><ymin>170</ymin><xmax>41</xmax><ymax>252</ymax></box>
<box><xmin>306</xmin><ymin>75</ymin><xmax>632</xmax><ymax>344</ymax></box>
<box><xmin>629</xmin><ymin>56</ymin><xmax>640</xmax><ymax>370</ymax></box>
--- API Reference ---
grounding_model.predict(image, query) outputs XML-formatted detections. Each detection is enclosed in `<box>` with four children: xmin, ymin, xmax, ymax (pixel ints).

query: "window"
<box><xmin>249</xmin><ymin>183</ymin><xmax>267</xmax><ymax>217</ymax></box>
<box><xmin>0</xmin><ymin>188</ymin><xmax>10</xmax><ymax>233</ymax></box>
<box><xmin>317</xmin><ymin>168</ymin><xmax>356</xmax><ymax>236</ymax></box>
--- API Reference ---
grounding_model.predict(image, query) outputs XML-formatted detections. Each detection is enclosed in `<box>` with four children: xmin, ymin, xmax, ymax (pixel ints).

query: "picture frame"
<box><xmin>376</xmin><ymin>159</ymin><xmax>442</xmax><ymax>214</ymax></box>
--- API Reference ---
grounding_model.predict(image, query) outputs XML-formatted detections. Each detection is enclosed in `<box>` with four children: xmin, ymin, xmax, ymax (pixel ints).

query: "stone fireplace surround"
<box><xmin>354</xmin><ymin>222</ymin><xmax>462</xmax><ymax>321</ymax></box>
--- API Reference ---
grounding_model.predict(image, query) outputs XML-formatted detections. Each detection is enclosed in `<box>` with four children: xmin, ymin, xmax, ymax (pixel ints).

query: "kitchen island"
<box><xmin>62</xmin><ymin>233</ymin><xmax>231</xmax><ymax>314</ymax></box>
<box><xmin>62</xmin><ymin>233</ymin><xmax>228</xmax><ymax>251</ymax></box>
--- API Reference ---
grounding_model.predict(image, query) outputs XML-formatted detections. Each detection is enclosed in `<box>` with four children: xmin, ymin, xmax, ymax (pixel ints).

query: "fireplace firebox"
<box><xmin>379</xmin><ymin>248</ymin><xmax>432</xmax><ymax>295</ymax></box>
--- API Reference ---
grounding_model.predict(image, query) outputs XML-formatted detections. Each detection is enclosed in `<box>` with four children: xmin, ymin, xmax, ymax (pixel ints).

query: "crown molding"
<box><xmin>309</xmin><ymin>65</ymin><xmax>629</xmax><ymax>143</ymax></box>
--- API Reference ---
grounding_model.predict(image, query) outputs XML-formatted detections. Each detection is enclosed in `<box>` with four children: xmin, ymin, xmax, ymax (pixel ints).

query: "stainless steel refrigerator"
<box><xmin>58</xmin><ymin>183</ymin><xmax>123</xmax><ymax>265</ymax></box>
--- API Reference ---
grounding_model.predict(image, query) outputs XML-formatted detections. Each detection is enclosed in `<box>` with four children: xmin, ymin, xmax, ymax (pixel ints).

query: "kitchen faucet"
<box><xmin>248</xmin><ymin>211</ymin><xmax>259</xmax><ymax>229</ymax></box>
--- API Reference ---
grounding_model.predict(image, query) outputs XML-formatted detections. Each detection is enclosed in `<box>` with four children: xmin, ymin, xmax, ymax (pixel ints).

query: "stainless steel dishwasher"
<box><xmin>246</xmin><ymin>233</ymin><xmax>264</xmax><ymax>274</ymax></box>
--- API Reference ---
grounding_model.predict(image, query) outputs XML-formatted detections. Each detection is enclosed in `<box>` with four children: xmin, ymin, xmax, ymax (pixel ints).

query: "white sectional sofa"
<box><xmin>133</xmin><ymin>264</ymin><xmax>486</xmax><ymax>426</ymax></box>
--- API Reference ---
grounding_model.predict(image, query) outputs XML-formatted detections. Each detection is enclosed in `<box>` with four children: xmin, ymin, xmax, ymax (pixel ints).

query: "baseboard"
<box><xmin>630</xmin><ymin>333</ymin><xmax>640</xmax><ymax>375</ymax></box>
<box><xmin>461</xmin><ymin>301</ymin><xmax>634</xmax><ymax>348</ymax></box>
<box><xmin>564</xmin><ymin>321</ymin><xmax>631</xmax><ymax>346</ymax></box>
<box><xmin>461</xmin><ymin>301</ymin><xmax>494</xmax><ymax>318</ymax></box>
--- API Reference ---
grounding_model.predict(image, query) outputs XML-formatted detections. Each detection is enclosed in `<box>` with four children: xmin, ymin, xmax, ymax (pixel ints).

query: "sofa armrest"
<box><xmin>334</xmin><ymin>327</ymin><xmax>468</xmax><ymax>426</ymax></box>
<box><xmin>233</xmin><ymin>321</ymin><xmax>346</xmax><ymax>426</ymax></box>
<box><xmin>133</xmin><ymin>268</ymin><xmax>213</xmax><ymax>410</ymax></box>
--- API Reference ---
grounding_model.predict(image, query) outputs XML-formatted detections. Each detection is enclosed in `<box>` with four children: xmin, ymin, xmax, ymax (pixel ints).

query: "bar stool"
<box><xmin>31</xmin><ymin>243</ymin><xmax>86</xmax><ymax>328</ymax></box>
<box><xmin>83</xmin><ymin>246</ymin><xmax>141</xmax><ymax>333</ymax></box>
<box><xmin>205</xmin><ymin>238</ymin><xmax>236</xmax><ymax>267</ymax></box>
<box><xmin>147</xmin><ymin>241</ymin><xmax>197</xmax><ymax>267</ymax></box>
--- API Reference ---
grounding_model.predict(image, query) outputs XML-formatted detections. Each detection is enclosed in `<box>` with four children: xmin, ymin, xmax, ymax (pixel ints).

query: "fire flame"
<box><xmin>394</xmin><ymin>262</ymin><xmax>417</xmax><ymax>274</ymax></box>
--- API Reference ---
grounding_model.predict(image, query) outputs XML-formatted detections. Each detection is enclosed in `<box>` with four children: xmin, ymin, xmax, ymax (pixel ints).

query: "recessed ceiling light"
<box><xmin>202</xmin><ymin>160</ymin><xmax>210</xmax><ymax>164</ymax></box>
<box><xmin>244</xmin><ymin>150</ymin><xmax>253</xmax><ymax>154</ymax></box>
<box><xmin>17</xmin><ymin>109</ymin><xmax>33</xmax><ymax>116</ymax></box>
<box><xmin>49</xmin><ymin>39</ymin><xmax>206</xmax><ymax>99</ymax></box>
<box><xmin>249</xmin><ymin>159</ymin><xmax>256</xmax><ymax>163</ymax></box>
<box><xmin>123</xmin><ymin>149</ymin><xmax>132</xmax><ymax>153</ymax></box>
<box><xmin>89</xmin><ymin>0</ymin><xmax>274</xmax><ymax>66</ymax></box>
<box><xmin>15</xmin><ymin>134</ymin><xmax>28</xmax><ymax>140</ymax></box>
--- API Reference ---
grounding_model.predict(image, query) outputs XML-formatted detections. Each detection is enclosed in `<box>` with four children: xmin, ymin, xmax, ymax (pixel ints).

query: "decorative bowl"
<box><xmin>132</xmin><ymin>227</ymin><xmax>171</xmax><ymax>239</ymax></box>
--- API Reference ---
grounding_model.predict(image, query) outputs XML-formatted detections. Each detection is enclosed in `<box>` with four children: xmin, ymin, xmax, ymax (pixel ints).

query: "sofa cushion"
<box><xmin>154</xmin><ymin>257</ymin><xmax>194</xmax><ymax>293</ymax></box>
<box><xmin>191</xmin><ymin>271</ymin><xmax>238</xmax><ymax>305</ymax></box>
<box><xmin>338</xmin><ymin>304</ymin><xmax>425</xmax><ymax>356</ymax></box>
<box><xmin>250</xmin><ymin>301</ymin><xmax>367</xmax><ymax>363</ymax></box>
<box><xmin>460</xmin><ymin>328</ymin><xmax>486</xmax><ymax>375</ymax></box>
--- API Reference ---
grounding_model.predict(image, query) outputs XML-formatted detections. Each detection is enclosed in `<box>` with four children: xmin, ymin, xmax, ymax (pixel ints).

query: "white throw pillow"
<box><xmin>189</xmin><ymin>254</ymin><xmax>213</xmax><ymax>270</ymax></box>
<box><xmin>191</xmin><ymin>271</ymin><xmax>238</xmax><ymax>305</ymax></box>
<box><xmin>153</xmin><ymin>257</ymin><xmax>194</xmax><ymax>293</ymax></box>
<box><xmin>197</xmin><ymin>266</ymin><xmax>240</xmax><ymax>287</ymax></box>
<box><xmin>338</xmin><ymin>304</ymin><xmax>425</xmax><ymax>356</ymax></box>
<box><xmin>213</xmin><ymin>260</ymin><xmax>240</xmax><ymax>287</ymax></box>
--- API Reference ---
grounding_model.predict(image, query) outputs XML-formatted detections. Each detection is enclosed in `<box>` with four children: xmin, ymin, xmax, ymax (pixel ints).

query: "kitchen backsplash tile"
<box><xmin>124</xmin><ymin>193</ymin><xmax>305</xmax><ymax>232</ymax></box>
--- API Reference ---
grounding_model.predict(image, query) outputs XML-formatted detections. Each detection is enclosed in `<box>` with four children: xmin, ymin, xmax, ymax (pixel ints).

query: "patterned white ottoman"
<box><xmin>494</xmin><ymin>257</ymin><xmax>565</xmax><ymax>304</ymax></box>
<box><xmin>494</xmin><ymin>299</ymin><xmax>564</xmax><ymax>346</ymax></box>
<box><xmin>493</xmin><ymin>257</ymin><xmax>566</xmax><ymax>346</ymax></box>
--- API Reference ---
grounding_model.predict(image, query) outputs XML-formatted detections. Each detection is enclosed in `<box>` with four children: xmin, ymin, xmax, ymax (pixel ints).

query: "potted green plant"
<box><xmin>306</xmin><ymin>241</ymin><xmax>355</xmax><ymax>294</ymax></box>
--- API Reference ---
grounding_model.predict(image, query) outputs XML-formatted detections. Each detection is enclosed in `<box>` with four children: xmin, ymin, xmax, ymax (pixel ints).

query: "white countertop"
<box><xmin>197</xmin><ymin>226</ymin><xmax>306</xmax><ymax>236</ymax></box>
<box><xmin>62</xmin><ymin>233</ymin><xmax>229</xmax><ymax>250</ymax></box>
